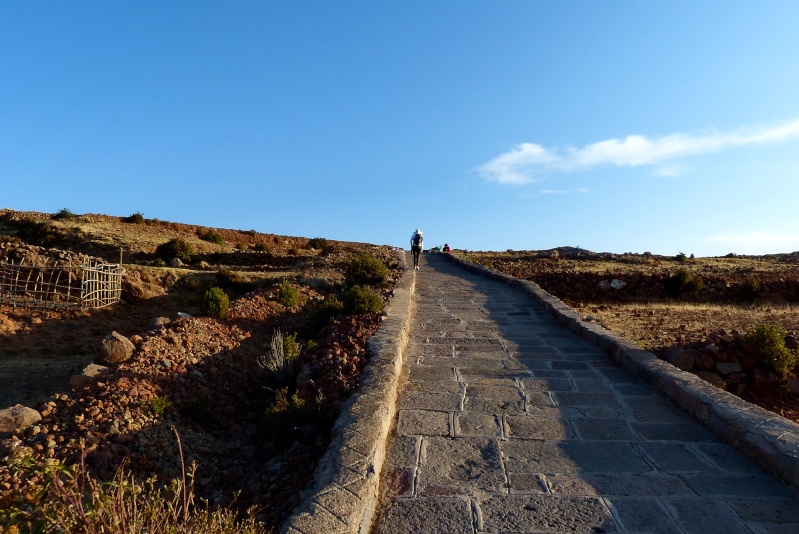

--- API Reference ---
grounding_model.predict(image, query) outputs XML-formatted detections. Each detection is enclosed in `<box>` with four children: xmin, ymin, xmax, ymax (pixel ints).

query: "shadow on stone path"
<box><xmin>372</xmin><ymin>253</ymin><xmax>799</xmax><ymax>533</ymax></box>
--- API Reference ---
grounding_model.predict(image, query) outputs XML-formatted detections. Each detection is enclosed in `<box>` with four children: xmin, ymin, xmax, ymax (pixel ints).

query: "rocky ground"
<box><xmin>464</xmin><ymin>248</ymin><xmax>799</xmax><ymax>424</ymax></box>
<box><xmin>0</xmin><ymin>209</ymin><xmax>400</xmax><ymax>530</ymax></box>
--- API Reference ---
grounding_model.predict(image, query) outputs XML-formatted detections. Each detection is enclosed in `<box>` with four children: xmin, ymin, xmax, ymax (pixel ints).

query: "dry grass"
<box><xmin>2</xmin><ymin>429</ymin><xmax>266</xmax><ymax>534</ymax></box>
<box><xmin>578</xmin><ymin>301</ymin><xmax>799</xmax><ymax>352</ymax></box>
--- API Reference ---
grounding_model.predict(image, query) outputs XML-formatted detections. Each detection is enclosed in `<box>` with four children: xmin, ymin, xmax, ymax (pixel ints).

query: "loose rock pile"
<box><xmin>662</xmin><ymin>329</ymin><xmax>799</xmax><ymax>398</ymax></box>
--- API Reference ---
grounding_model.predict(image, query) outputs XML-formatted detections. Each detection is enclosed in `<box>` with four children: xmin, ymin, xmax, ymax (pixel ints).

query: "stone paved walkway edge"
<box><xmin>282</xmin><ymin>252</ymin><xmax>416</xmax><ymax>534</ymax></box>
<box><xmin>444</xmin><ymin>252</ymin><xmax>799</xmax><ymax>490</ymax></box>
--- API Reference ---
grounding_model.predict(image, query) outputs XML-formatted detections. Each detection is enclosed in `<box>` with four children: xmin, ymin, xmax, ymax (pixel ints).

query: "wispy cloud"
<box><xmin>540</xmin><ymin>188</ymin><xmax>590</xmax><ymax>195</ymax></box>
<box><xmin>478</xmin><ymin>119</ymin><xmax>799</xmax><ymax>185</ymax></box>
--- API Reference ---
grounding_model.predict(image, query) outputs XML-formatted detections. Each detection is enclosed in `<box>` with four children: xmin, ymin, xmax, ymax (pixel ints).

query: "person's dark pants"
<box><xmin>411</xmin><ymin>246</ymin><xmax>421</xmax><ymax>268</ymax></box>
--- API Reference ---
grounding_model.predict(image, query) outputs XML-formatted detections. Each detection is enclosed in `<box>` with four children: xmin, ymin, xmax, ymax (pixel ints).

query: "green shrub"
<box><xmin>343</xmin><ymin>285</ymin><xmax>384</xmax><ymax>314</ymax></box>
<box><xmin>198</xmin><ymin>229</ymin><xmax>224</xmax><ymax>245</ymax></box>
<box><xmin>149</xmin><ymin>396</ymin><xmax>172</xmax><ymax>415</ymax></box>
<box><xmin>53</xmin><ymin>208</ymin><xmax>77</xmax><ymax>220</ymax></box>
<box><xmin>125</xmin><ymin>211</ymin><xmax>145</xmax><ymax>224</ymax></box>
<box><xmin>664</xmin><ymin>268</ymin><xmax>704</xmax><ymax>298</ymax></box>
<box><xmin>258</xmin><ymin>330</ymin><xmax>301</xmax><ymax>384</ymax></box>
<box><xmin>739</xmin><ymin>275</ymin><xmax>762</xmax><ymax>302</ymax></box>
<box><xmin>675</xmin><ymin>252</ymin><xmax>687</xmax><ymax>262</ymax></box>
<box><xmin>201</xmin><ymin>287</ymin><xmax>229</xmax><ymax>318</ymax></box>
<box><xmin>308</xmin><ymin>294</ymin><xmax>344</xmax><ymax>333</ymax></box>
<box><xmin>252</xmin><ymin>243</ymin><xmax>271</xmax><ymax>253</ymax></box>
<box><xmin>155</xmin><ymin>238</ymin><xmax>195</xmax><ymax>263</ymax></box>
<box><xmin>277</xmin><ymin>279</ymin><xmax>301</xmax><ymax>307</ymax></box>
<box><xmin>346</xmin><ymin>254</ymin><xmax>389</xmax><ymax>286</ymax></box>
<box><xmin>262</xmin><ymin>387</ymin><xmax>337</xmax><ymax>443</ymax></box>
<box><xmin>307</xmin><ymin>237</ymin><xmax>328</xmax><ymax>250</ymax></box>
<box><xmin>745</xmin><ymin>323</ymin><xmax>798</xmax><ymax>380</ymax></box>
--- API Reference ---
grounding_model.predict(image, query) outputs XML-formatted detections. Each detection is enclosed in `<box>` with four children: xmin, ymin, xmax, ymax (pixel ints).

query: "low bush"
<box><xmin>664</xmin><ymin>268</ymin><xmax>704</xmax><ymax>298</ymax></box>
<box><xmin>343</xmin><ymin>285</ymin><xmax>384</xmax><ymax>314</ymax></box>
<box><xmin>53</xmin><ymin>208</ymin><xmax>77</xmax><ymax>220</ymax></box>
<box><xmin>258</xmin><ymin>330</ymin><xmax>301</xmax><ymax>385</ymax></box>
<box><xmin>201</xmin><ymin>287</ymin><xmax>229</xmax><ymax>318</ymax></box>
<box><xmin>745</xmin><ymin>323</ymin><xmax>798</xmax><ymax>380</ymax></box>
<box><xmin>307</xmin><ymin>294</ymin><xmax>344</xmax><ymax>333</ymax></box>
<box><xmin>739</xmin><ymin>275</ymin><xmax>762</xmax><ymax>302</ymax></box>
<box><xmin>198</xmin><ymin>229</ymin><xmax>224</xmax><ymax>245</ymax></box>
<box><xmin>345</xmin><ymin>254</ymin><xmax>389</xmax><ymax>286</ymax></box>
<box><xmin>125</xmin><ymin>211</ymin><xmax>145</xmax><ymax>224</ymax></box>
<box><xmin>251</xmin><ymin>243</ymin><xmax>270</xmax><ymax>253</ymax></box>
<box><xmin>277</xmin><ymin>279</ymin><xmax>301</xmax><ymax>307</ymax></box>
<box><xmin>156</xmin><ymin>238</ymin><xmax>195</xmax><ymax>263</ymax></box>
<box><xmin>262</xmin><ymin>387</ymin><xmax>337</xmax><ymax>443</ymax></box>
<box><xmin>307</xmin><ymin>237</ymin><xmax>328</xmax><ymax>250</ymax></box>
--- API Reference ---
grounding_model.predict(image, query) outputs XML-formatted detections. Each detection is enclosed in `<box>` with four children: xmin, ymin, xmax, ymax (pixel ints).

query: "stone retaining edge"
<box><xmin>282</xmin><ymin>251</ymin><xmax>416</xmax><ymax>534</ymax></box>
<box><xmin>444</xmin><ymin>252</ymin><xmax>799</xmax><ymax>490</ymax></box>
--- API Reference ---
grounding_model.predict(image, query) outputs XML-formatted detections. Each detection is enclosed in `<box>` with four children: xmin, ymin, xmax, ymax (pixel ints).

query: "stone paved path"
<box><xmin>372</xmin><ymin>253</ymin><xmax>799</xmax><ymax>533</ymax></box>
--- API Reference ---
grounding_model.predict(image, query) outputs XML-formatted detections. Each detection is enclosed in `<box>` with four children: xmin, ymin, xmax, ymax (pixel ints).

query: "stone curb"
<box><xmin>282</xmin><ymin>252</ymin><xmax>416</xmax><ymax>534</ymax></box>
<box><xmin>444</xmin><ymin>252</ymin><xmax>799</xmax><ymax>490</ymax></box>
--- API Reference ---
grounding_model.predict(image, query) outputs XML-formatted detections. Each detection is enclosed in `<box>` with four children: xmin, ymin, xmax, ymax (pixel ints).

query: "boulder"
<box><xmin>663</xmin><ymin>346</ymin><xmax>695</xmax><ymax>371</ymax></box>
<box><xmin>170</xmin><ymin>257</ymin><xmax>183</xmax><ymax>267</ymax></box>
<box><xmin>100</xmin><ymin>331</ymin><xmax>135</xmax><ymax>364</ymax></box>
<box><xmin>610</xmin><ymin>279</ymin><xmax>627</xmax><ymax>290</ymax></box>
<box><xmin>715</xmin><ymin>362</ymin><xmax>743</xmax><ymax>375</ymax></box>
<box><xmin>693</xmin><ymin>371</ymin><xmax>726</xmax><ymax>389</ymax></box>
<box><xmin>0</xmin><ymin>404</ymin><xmax>42</xmax><ymax>436</ymax></box>
<box><xmin>69</xmin><ymin>363</ymin><xmax>111</xmax><ymax>389</ymax></box>
<box><xmin>694</xmin><ymin>352</ymin><xmax>716</xmax><ymax>370</ymax></box>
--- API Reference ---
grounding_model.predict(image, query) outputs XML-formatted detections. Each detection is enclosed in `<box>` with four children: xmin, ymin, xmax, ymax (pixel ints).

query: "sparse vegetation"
<box><xmin>345</xmin><ymin>253</ymin><xmax>389</xmax><ymax>286</ymax></box>
<box><xmin>343</xmin><ymin>285</ymin><xmax>384</xmax><ymax>314</ymax></box>
<box><xmin>739</xmin><ymin>275</ymin><xmax>762</xmax><ymax>302</ymax></box>
<box><xmin>262</xmin><ymin>387</ymin><xmax>336</xmax><ymax>443</ymax></box>
<box><xmin>156</xmin><ymin>238</ymin><xmax>195</xmax><ymax>263</ymax></box>
<box><xmin>201</xmin><ymin>287</ymin><xmax>229</xmax><ymax>318</ymax></box>
<box><xmin>149</xmin><ymin>396</ymin><xmax>172</xmax><ymax>415</ymax></box>
<box><xmin>277</xmin><ymin>279</ymin><xmax>301</xmax><ymax>307</ymax></box>
<box><xmin>308</xmin><ymin>294</ymin><xmax>344</xmax><ymax>333</ymax></box>
<box><xmin>745</xmin><ymin>323</ymin><xmax>798</xmax><ymax>380</ymax></box>
<box><xmin>1</xmin><ymin>441</ymin><xmax>263</xmax><ymax>534</ymax></box>
<box><xmin>258</xmin><ymin>330</ymin><xmax>301</xmax><ymax>385</ymax></box>
<box><xmin>664</xmin><ymin>268</ymin><xmax>704</xmax><ymax>298</ymax></box>
<box><xmin>251</xmin><ymin>243</ymin><xmax>270</xmax><ymax>253</ymax></box>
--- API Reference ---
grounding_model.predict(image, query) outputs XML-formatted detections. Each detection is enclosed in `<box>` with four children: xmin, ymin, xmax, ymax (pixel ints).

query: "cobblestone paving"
<box><xmin>373</xmin><ymin>254</ymin><xmax>799</xmax><ymax>533</ymax></box>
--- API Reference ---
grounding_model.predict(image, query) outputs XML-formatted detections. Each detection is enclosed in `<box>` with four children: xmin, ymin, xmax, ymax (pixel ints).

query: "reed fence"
<box><xmin>0</xmin><ymin>257</ymin><xmax>122</xmax><ymax>309</ymax></box>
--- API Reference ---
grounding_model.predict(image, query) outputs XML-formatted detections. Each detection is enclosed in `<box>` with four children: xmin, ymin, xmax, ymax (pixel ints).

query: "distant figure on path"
<box><xmin>443</xmin><ymin>243</ymin><xmax>451</xmax><ymax>252</ymax></box>
<box><xmin>410</xmin><ymin>229</ymin><xmax>423</xmax><ymax>270</ymax></box>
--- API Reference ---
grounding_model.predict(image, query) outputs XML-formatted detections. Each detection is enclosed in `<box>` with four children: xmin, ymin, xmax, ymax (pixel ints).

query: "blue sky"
<box><xmin>3</xmin><ymin>2</ymin><xmax>799</xmax><ymax>256</ymax></box>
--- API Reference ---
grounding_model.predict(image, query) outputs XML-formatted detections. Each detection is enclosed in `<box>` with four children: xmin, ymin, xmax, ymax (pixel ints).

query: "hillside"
<box><xmin>0</xmin><ymin>208</ymin><xmax>401</xmax><ymax>530</ymax></box>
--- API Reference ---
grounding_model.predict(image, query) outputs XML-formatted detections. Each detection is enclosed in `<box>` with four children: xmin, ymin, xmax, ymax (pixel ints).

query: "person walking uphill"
<box><xmin>410</xmin><ymin>229</ymin><xmax>423</xmax><ymax>270</ymax></box>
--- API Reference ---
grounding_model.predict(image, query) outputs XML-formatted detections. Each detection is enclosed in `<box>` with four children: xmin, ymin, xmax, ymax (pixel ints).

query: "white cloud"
<box><xmin>478</xmin><ymin>119</ymin><xmax>799</xmax><ymax>185</ymax></box>
<box><xmin>540</xmin><ymin>188</ymin><xmax>590</xmax><ymax>195</ymax></box>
